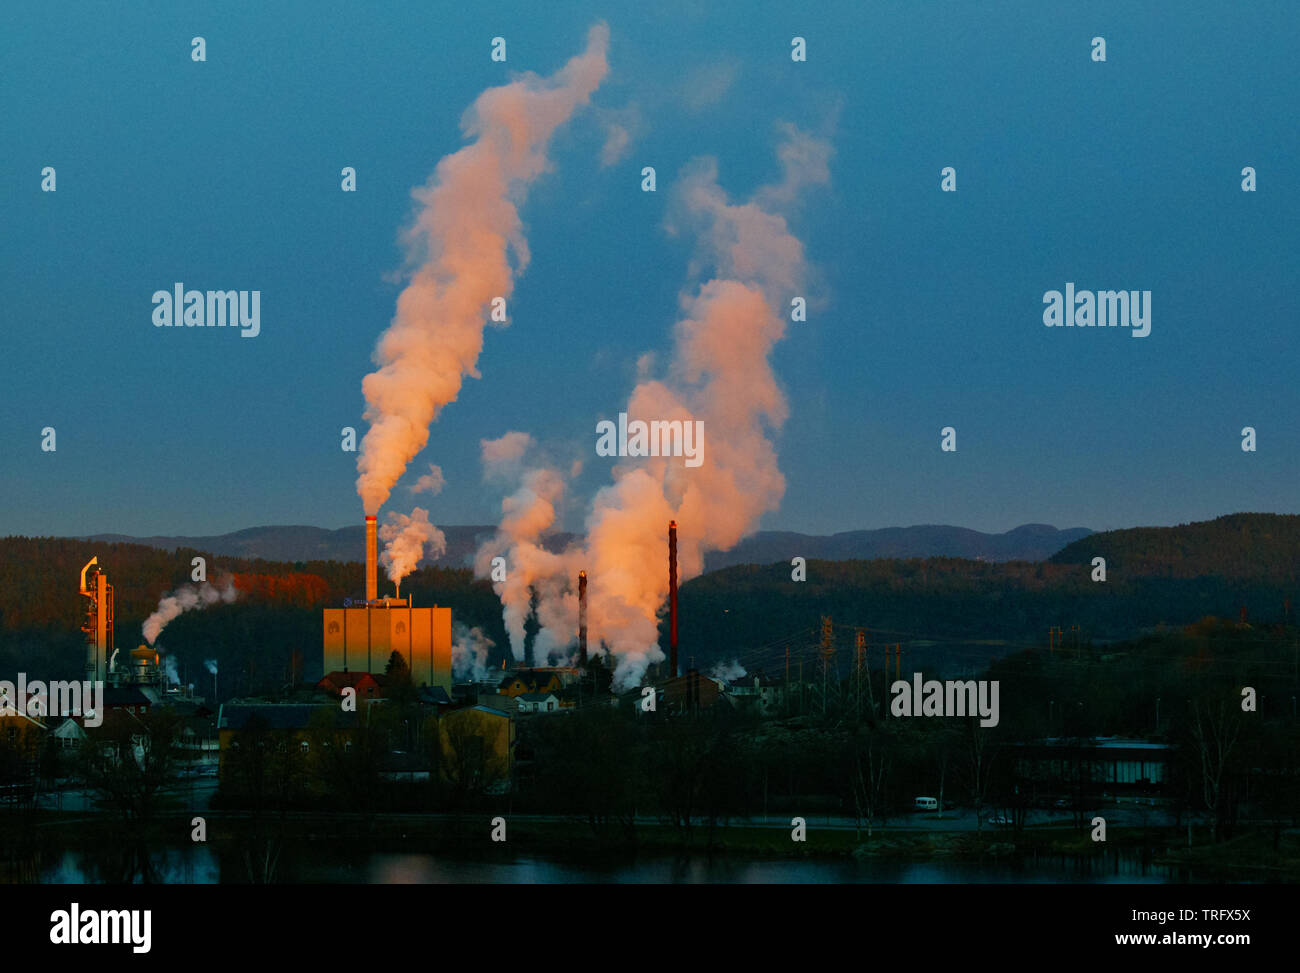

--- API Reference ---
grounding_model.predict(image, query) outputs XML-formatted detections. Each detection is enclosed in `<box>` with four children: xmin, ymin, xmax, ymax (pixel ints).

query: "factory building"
<box><xmin>321</xmin><ymin>602</ymin><xmax>452</xmax><ymax>691</ymax></box>
<box><xmin>321</xmin><ymin>516</ymin><xmax>453</xmax><ymax>694</ymax></box>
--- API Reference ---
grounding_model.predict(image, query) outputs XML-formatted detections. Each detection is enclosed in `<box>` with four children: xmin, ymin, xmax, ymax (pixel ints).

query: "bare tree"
<box><xmin>847</xmin><ymin>725</ymin><xmax>890</xmax><ymax>838</ymax></box>
<box><xmin>1190</xmin><ymin>698</ymin><xmax>1244</xmax><ymax>842</ymax></box>
<box><xmin>965</xmin><ymin>717</ymin><xmax>996</xmax><ymax>833</ymax></box>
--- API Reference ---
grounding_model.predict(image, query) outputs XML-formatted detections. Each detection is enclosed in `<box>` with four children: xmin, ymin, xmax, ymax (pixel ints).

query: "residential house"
<box><xmin>103</xmin><ymin>686</ymin><xmax>152</xmax><ymax>718</ymax></box>
<box><xmin>317</xmin><ymin>670</ymin><xmax>386</xmax><ymax>702</ymax></box>
<box><xmin>497</xmin><ymin>669</ymin><xmax>566</xmax><ymax>698</ymax></box>
<box><xmin>726</xmin><ymin>674</ymin><xmax>786</xmax><ymax>716</ymax></box>
<box><xmin>516</xmin><ymin>692</ymin><xmax>561</xmax><ymax>715</ymax></box>
<box><xmin>439</xmin><ymin>704</ymin><xmax>514</xmax><ymax>794</ymax></box>
<box><xmin>659</xmin><ymin>670</ymin><xmax>728</xmax><ymax>713</ymax></box>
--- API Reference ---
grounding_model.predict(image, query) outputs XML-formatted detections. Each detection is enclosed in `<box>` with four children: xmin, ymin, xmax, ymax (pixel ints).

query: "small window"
<box><xmin>300</xmin><ymin>740</ymin><xmax>310</xmax><ymax>753</ymax></box>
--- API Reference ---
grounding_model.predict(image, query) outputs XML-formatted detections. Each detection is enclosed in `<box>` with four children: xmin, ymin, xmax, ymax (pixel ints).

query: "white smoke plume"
<box><xmin>143</xmin><ymin>579</ymin><xmax>238</xmax><ymax>646</ymax></box>
<box><xmin>355</xmin><ymin>24</ymin><xmax>610</xmax><ymax>516</ymax></box>
<box><xmin>710</xmin><ymin>659</ymin><xmax>747</xmax><ymax>684</ymax></box>
<box><xmin>474</xmin><ymin>436</ymin><xmax>572</xmax><ymax>662</ymax></box>
<box><xmin>162</xmin><ymin>654</ymin><xmax>180</xmax><ymax>686</ymax></box>
<box><xmin>478</xmin><ymin>124</ymin><xmax>830</xmax><ymax>690</ymax></box>
<box><xmin>379</xmin><ymin>507</ymin><xmax>447</xmax><ymax>590</ymax></box>
<box><xmin>410</xmin><ymin>464</ymin><xmax>445</xmax><ymax>496</ymax></box>
<box><xmin>204</xmin><ymin>659</ymin><xmax>218</xmax><ymax>675</ymax></box>
<box><xmin>481</xmin><ymin>431</ymin><xmax>534</xmax><ymax>481</ymax></box>
<box><xmin>452</xmin><ymin>623</ymin><xmax>496</xmax><ymax>682</ymax></box>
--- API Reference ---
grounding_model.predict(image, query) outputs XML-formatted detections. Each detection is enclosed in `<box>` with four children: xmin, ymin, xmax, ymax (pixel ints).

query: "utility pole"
<box><xmin>854</xmin><ymin>629</ymin><xmax>866</xmax><ymax>719</ymax></box>
<box><xmin>863</xmin><ymin>635</ymin><xmax>875</xmax><ymax>714</ymax></box>
<box><xmin>784</xmin><ymin>645</ymin><xmax>790</xmax><ymax>717</ymax></box>
<box><xmin>884</xmin><ymin>642</ymin><xmax>893</xmax><ymax>719</ymax></box>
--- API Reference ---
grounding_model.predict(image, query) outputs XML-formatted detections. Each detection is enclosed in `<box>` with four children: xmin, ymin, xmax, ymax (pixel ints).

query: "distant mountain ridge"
<box><xmin>703</xmin><ymin>523</ymin><xmax>1092</xmax><ymax>570</ymax></box>
<box><xmin>80</xmin><ymin>522</ymin><xmax>1092</xmax><ymax>571</ymax></box>
<box><xmin>80</xmin><ymin>525</ymin><xmax>509</xmax><ymax>570</ymax></box>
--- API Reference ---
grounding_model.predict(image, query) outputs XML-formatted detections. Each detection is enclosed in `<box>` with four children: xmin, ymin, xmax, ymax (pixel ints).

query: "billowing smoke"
<box><xmin>143</xmin><ymin>579</ymin><xmax>238</xmax><ymax>646</ymax></box>
<box><xmin>474</xmin><ymin>431</ymin><xmax>580</xmax><ymax>663</ymax></box>
<box><xmin>452</xmin><ymin>623</ymin><xmax>496</xmax><ymax>682</ymax></box>
<box><xmin>355</xmin><ymin>24</ymin><xmax>610</xmax><ymax>516</ymax></box>
<box><xmin>410</xmin><ymin>463</ymin><xmax>445</xmax><ymax>496</ymax></box>
<box><xmin>710</xmin><ymin>659</ymin><xmax>747</xmax><ymax>683</ymax></box>
<box><xmin>162</xmin><ymin>654</ymin><xmax>180</xmax><ymax>686</ymax></box>
<box><xmin>474</xmin><ymin>442</ymin><xmax>572</xmax><ymax>662</ymax></box>
<box><xmin>379</xmin><ymin>507</ymin><xmax>447</xmax><ymax>589</ymax></box>
<box><xmin>204</xmin><ymin>659</ymin><xmax>218</xmax><ymax>675</ymax></box>
<box><xmin>478</xmin><ymin>125</ymin><xmax>830</xmax><ymax>689</ymax></box>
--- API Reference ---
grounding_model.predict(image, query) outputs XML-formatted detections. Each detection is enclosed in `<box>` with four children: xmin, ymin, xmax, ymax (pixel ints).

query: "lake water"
<box><xmin>34</xmin><ymin>844</ymin><xmax>1194</xmax><ymax>884</ymax></box>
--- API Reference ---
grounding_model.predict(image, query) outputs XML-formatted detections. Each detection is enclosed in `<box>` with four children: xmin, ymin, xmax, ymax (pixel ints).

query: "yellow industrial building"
<box><xmin>321</xmin><ymin>515</ymin><xmax>454</xmax><ymax>693</ymax></box>
<box><xmin>322</xmin><ymin>602</ymin><xmax>453</xmax><ymax>694</ymax></box>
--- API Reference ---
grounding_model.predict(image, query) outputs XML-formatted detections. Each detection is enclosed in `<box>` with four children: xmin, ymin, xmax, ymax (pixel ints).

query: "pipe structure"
<box><xmin>668</xmin><ymin>521</ymin><xmax>678</xmax><ymax>679</ymax></box>
<box><xmin>578</xmin><ymin>570</ymin><xmax>588</xmax><ymax>666</ymax></box>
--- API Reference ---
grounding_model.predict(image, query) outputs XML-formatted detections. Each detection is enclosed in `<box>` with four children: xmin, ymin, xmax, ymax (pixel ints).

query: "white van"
<box><xmin>913</xmin><ymin>796</ymin><xmax>939</xmax><ymax>811</ymax></box>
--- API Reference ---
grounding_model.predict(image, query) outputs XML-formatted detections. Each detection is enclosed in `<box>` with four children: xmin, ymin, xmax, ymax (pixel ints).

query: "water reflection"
<box><xmin>32</xmin><ymin>841</ymin><xmax>1190</xmax><ymax>884</ymax></box>
<box><xmin>41</xmin><ymin>846</ymin><xmax>220</xmax><ymax>884</ymax></box>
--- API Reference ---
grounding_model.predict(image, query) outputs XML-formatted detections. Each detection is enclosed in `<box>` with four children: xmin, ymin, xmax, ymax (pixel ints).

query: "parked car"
<box><xmin>987</xmin><ymin>814</ymin><xmax>1013</xmax><ymax>826</ymax></box>
<box><xmin>913</xmin><ymin>796</ymin><xmax>939</xmax><ymax>811</ymax></box>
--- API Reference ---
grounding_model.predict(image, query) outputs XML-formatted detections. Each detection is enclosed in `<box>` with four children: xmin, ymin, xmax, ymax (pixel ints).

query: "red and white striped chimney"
<box><xmin>578</xmin><ymin>570</ymin><xmax>588</xmax><ymax>666</ymax></box>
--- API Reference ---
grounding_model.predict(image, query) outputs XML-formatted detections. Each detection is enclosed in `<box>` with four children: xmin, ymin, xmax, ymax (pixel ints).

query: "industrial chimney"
<box><xmin>578</xmin><ymin>570</ymin><xmax>588</xmax><ymax>666</ymax></box>
<box><xmin>365</xmin><ymin>515</ymin><xmax>378</xmax><ymax>603</ymax></box>
<box><xmin>668</xmin><ymin>520</ymin><xmax>678</xmax><ymax>679</ymax></box>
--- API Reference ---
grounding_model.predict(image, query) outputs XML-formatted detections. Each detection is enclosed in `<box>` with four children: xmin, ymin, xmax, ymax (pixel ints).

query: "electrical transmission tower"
<box><xmin>818</xmin><ymin>616</ymin><xmax>839</xmax><ymax>716</ymax></box>
<box><xmin>851</xmin><ymin>628</ymin><xmax>873</xmax><ymax>719</ymax></box>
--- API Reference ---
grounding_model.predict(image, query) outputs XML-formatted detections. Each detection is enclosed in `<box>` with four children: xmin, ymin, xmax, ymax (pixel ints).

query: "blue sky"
<box><xmin>1</xmin><ymin>1</ymin><xmax>1296</xmax><ymax>538</ymax></box>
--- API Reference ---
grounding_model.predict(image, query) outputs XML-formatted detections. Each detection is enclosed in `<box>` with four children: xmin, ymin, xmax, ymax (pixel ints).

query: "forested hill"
<box><xmin>676</xmin><ymin>514</ymin><xmax>1300</xmax><ymax>669</ymax></box>
<box><xmin>77</xmin><ymin>521</ymin><xmax>1090</xmax><ymax>571</ymax></box>
<box><xmin>1050</xmin><ymin>513</ymin><xmax>1300</xmax><ymax>581</ymax></box>
<box><xmin>0</xmin><ymin>536</ymin><xmax>508</xmax><ymax>693</ymax></box>
<box><xmin>0</xmin><ymin>536</ymin><xmax>347</xmax><ymax>631</ymax></box>
<box><xmin>4</xmin><ymin>513</ymin><xmax>1298</xmax><ymax>693</ymax></box>
<box><xmin>704</xmin><ymin>523</ymin><xmax>1091</xmax><ymax>570</ymax></box>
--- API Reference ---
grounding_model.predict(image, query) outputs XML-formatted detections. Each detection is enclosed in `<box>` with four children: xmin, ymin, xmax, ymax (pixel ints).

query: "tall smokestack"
<box><xmin>365</xmin><ymin>516</ymin><xmax>378</xmax><ymax>603</ymax></box>
<box><xmin>668</xmin><ymin>521</ymin><xmax>678</xmax><ymax>679</ymax></box>
<box><xmin>578</xmin><ymin>571</ymin><xmax>588</xmax><ymax>666</ymax></box>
